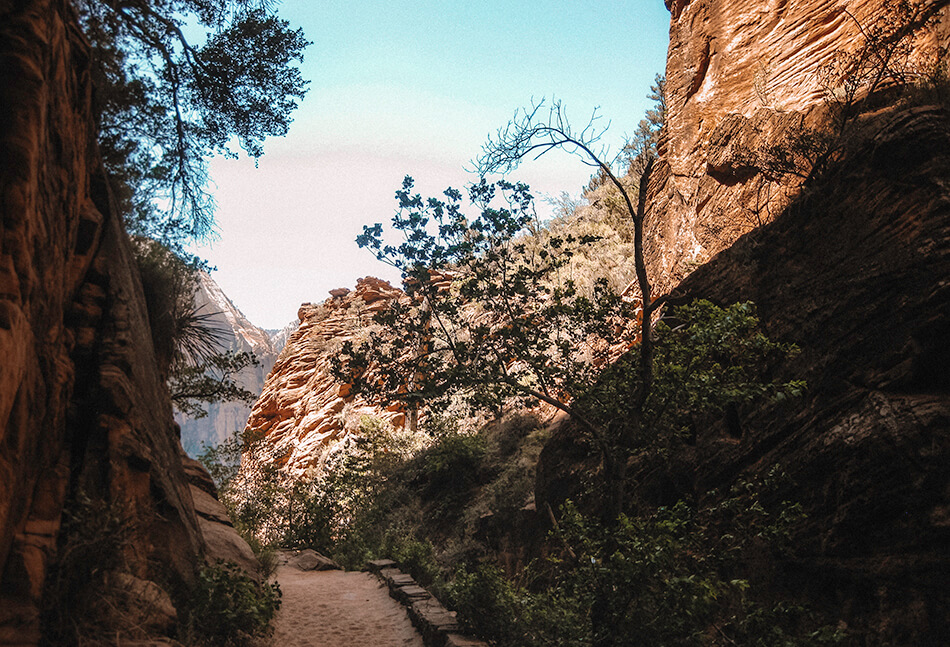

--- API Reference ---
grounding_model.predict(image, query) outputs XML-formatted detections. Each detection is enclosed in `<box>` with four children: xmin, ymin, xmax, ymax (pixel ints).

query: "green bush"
<box><xmin>186</xmin><ymin>561</ymin><xmax>281</xmax><ymax>646</ymax></box>
<box><xmin>381</xmin><ymin>533</ymin><xmax>439</xmax><ymax>587</ymax></box>
<box><xmin>411</xmin><ymin>432</ymin><xmax>485</xmax><ymax>504</ymax></box>
<box><xmin>446</xmin><ymin>480</ymin><xmax>843</xmax><ymax>647</ymax></box>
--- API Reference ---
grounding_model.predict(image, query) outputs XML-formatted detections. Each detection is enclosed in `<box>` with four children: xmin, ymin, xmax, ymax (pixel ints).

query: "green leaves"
<box><xmin>78</xmin><ymin>0</ymin><xmax>310</xmax><ymax>245</ymax></box>
<box><xmin>188</xmin><ymin>560</ymin><xmax>282</xmax><ymax>646</ymax></box>
<box><xmin>341</xmin><ymin>177</ymin><xmax>638</xmax><ymax>418</ymax></box>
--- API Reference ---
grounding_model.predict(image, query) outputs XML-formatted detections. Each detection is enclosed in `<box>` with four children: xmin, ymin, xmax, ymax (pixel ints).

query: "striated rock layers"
<box><xmin>0</xmin><ymin>1</ymin><xmax>253</xmax><ymax>643</ymax></box>
<box><xmin>245</xmin><ymin>277</ymin><xmax>407</xmax><ymax>474</ymax></box>
<box><xmin>176</xmin><ymin>271</ymin><xmax>289</xmax><ymax>457</ymax></box>
<box><xmin>646</xmin><ymin>0</ymin><xmax>950</xmax><ymax>296</ymax></box>
<box><xmin>539</xmin><ymin>104</ymin><xmax>950</xmax><ymax>644</ymax></box>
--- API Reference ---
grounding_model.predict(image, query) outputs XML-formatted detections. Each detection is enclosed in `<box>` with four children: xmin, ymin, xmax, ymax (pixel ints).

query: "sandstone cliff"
<box><xmin>0</xmin><ymin>1</ymin><xmax>252</xmax><ymax>642</ymax></box>
<box><xmin>176</xmin><ymin>271</ymin><xmax>287</xmax><ymax>457</ymax></box>
<box><xmin>244</xmin><ymin>277</ymin><xmax>406</xmax><ymax>474</ymax></box>
<box><xmin>646</xmin><ymin>0</ymin><xmax>950</xmax><ymax>295</ymax></box>
<box><xmin>538</xmin><ymin>5</ymin><xmax>950</xmax><ymax>641</ymax></box>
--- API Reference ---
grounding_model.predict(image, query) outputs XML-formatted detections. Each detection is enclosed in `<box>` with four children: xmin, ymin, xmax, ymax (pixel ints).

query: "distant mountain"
<box><xmin>176</xmin><ymin>272</ymin><xmax>299</xmax><ymax>457</ymax></box>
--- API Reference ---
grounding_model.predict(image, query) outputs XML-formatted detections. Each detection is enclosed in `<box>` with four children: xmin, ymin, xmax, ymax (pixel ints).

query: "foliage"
<box><xmin>134</xmin><ymin>237</ymin><xmax>221</xmax><ymax>374</ymax></box>
<box><xmin>408</xmin><ymin>430</ymin><xmax>485</xmax><ymax>506</ymax></box>
<box><xmin>185</xmin><ymin>560</ymin><xmax>282</xmax><ymax>647</ymax></box>
<box><xmin>134</xmin><ymin>237</ymin><xmax>260</xmax><ymax>419</ymax></box>
<box><xmin>576</xmin><ymin>300</ymin><xmax>805</xmax><ymax>455</ymax></box>
<box><xmin>447</xmin><ymin>476</ymin><xmax>842</xmax><ymax>647</ymax></box>
<box><xmin>77</xmin><ymin>0</ymin><xmax>310</xmax><ymax>248</ymax></box>
<box><xmin>40</xmin><ymin>492</ymin><xmax>130</xmax><ymax>644</ymax></box>
<box><xmin>338</xmin><ymin>175</ymin><xmax>637</xmax><ymax>436</ymax></box>
<box><xmin>199</xmin><ymin>427</ymin><xmax>329</xmax><ymax>551</ymax></box>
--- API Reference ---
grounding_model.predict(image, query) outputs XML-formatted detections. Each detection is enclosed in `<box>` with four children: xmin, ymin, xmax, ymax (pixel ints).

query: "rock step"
<box><xmin>366</xmin><ymin>561</ymin><xmax>487</xmax><ymax>647</ymax></box>
<box><xmin>366</xmin><ymin>558</ymin><xmax>397</xmax><ymax>573</ymax></box>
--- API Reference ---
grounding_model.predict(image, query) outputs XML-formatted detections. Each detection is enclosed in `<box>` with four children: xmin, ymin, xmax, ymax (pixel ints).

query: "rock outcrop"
<box><xmin>176</xmin><ymin>271</ymin><xmax>288</xmax><ymax>457</ymax></box>
<box><xmin>245</xmin><ymin>277</ymin><xmax>406</xmax><ymax>474</ymax></box>
<box><xmin>539</xmin><ymin>93</ymin><xmax>950</xmax><ymax>647</ymax></box>
<box><xmin>0</xmin><ymin>1</ymin><xmax>253</xmax><ymax>642</ymax></box>
<box><xmin>647</xmin><ymin>0</ymin><xmax>950</xmax><ymax>295</ymax></box>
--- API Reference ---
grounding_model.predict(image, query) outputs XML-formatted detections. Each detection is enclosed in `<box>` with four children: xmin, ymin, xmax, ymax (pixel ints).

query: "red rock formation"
<box><xmin>647</xmin><ymin>0</ymin><xmax>950</xmax><ymax>296</ymax></box>
<box><xmin>245</xmin><ymin>277</ymin><xmax>406</xmax><ymax>474</ymax></box>
<box><xmin>539</xmin><ymin>97</ymin><xmax>950</xmax><ymax>647</ymax></box>
<box><xmin>0</xmin><ymin>1</ymin><xmax>253</xmax><ymax>642</ymax></box>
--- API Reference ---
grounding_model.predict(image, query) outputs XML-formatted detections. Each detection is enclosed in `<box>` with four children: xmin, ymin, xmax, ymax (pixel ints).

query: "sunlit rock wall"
<box><xmin>245</xmin><ymin>277</ymin><xmax>407</xmax><ymax>474</ymax></box>
<box><xmin>647</xmin><ymin>0</ymin><xmax>950</xmax><ymax>295</ymax></box>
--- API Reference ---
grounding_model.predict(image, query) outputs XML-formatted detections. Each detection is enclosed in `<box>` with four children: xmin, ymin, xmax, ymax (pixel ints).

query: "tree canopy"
<box><xmin>77</xmin><ymin>0</ymin><xmax>310</xmax><ymax>249</ymax></box>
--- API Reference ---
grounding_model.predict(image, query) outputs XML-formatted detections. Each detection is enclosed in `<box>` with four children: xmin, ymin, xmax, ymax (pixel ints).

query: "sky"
<box><xmin>194</xmin><ymin>1</ymin><xmax>672</xmax><ymax>330</ymax></box>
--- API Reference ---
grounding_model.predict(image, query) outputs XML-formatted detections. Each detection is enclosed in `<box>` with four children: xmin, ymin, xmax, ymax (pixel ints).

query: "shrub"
<box><xmin>412</xmin><ymin>432</ymin><xmax>485</xmax><ymax>498</ymax></box>
<box><xmin>185</xmin><ymin>561</ymin><xmax>281</xmax><ymax>647</ymax></box>
<box><xmin>40</xmin><ymin>492</ymin><xmax>130</xmax><ymax>643</ymax></box>
<box><xmin>446</xmin><ymin>476</ymin><xmax>843</xmax><ymax>647</ymax></box>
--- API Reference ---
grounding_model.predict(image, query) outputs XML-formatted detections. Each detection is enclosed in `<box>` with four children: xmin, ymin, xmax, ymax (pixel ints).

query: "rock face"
<box><xmin>176</xmin><ymin>271</ymin><xmax>288</xmax><ymax>457</ymax></box>
<box><xmin>245</xmin><ymin>277</ymin><xmax>406</xmax><ymax>473</ymax></box>
<box><xmin>0</xmin><ymin>1</ymin><xmax>251</xmax><ymax>642</ymax></box>
<box><xmin>537</xmin><ymin>2</ymin><xmax>950</xmax><ymax>643</ymax></box>
<box><xmin>647</xmin><ymin>0</ymin><xmax>950</xmax><ymax>296</ymax></box>
<box><xmin>539</xmin><ymin>103</ymin><xmax>950</xmax><ymax>646</ymax></box>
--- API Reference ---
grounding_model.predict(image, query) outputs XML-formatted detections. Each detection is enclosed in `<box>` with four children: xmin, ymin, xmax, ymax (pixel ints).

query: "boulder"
<box><xmin>290</xmin><ymin>549</ymin><xmax>341</xmax><ymax>571</ymax></box>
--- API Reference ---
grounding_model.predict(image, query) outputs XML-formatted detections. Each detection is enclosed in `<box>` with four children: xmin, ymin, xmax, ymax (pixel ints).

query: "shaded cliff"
<box><xmin>533</xmin><ymin>2</ymin><xmax>950</xmax><ymax>643</ymax></box>
<box><xmin>176</xmin><ymin>271</ymin><xmax>286</xmax><ymax>457</ymax></box>
<box><xmin>245</xmin><ymin>277</ymin><xmax>407</xmax><ymax>474</ymax></box>
<box><xmin>538</xmin><ymin>85</ymin><xmax>950</xmax><ymax>647</ymax></box>
<box><xmin>0</xmin><ymin>1</ymin><xmax>254</xmax><ymax>642</ymax></box>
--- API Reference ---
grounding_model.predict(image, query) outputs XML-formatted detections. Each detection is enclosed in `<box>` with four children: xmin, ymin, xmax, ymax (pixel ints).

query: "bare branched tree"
<box><xmin>477</xmin><ymin>100</ymin><xmax>660</xmax><ymax>426</ymax></box>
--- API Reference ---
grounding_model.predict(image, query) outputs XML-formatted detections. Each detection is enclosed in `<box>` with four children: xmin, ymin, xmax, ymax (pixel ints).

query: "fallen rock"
<box><xmin>98</xmin><ymin>573</ymin><xmax>178</xmax><ymax>636</ymax></box>
<box><xmin>290</xmin><ymin>549</ymin><xmax>341</xmax><ymax>571</ymax></box>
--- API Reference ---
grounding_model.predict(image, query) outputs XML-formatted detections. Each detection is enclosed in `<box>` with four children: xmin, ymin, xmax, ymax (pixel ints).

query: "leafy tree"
<box><xmin>339</xmin><ymin>176</ymin><xmax>635</xmax><ymax>419</ymax></box>
<box><xmin>337</xmin><ymin>174</ymin><xmax>800</xmax><ymax>521</ymax></box>
<box><xmin>76</xmin><ymin>0</ymin><xmax>310</xmax><ymax>248</ymax></box>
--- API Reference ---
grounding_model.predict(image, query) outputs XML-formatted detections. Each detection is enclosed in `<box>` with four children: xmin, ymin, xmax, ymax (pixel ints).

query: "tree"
<box><xmin>619</xmin><ymin>74</ymin><xmax>666</xmax><ymax>177</ymax></box>
<box><xmin>337</xmin><ymin>176</ymin><xmax>800</xmax><ymax>521</ymax></box>
<box><xmin>77</xmin><ymin>0</ymin><xmax>310</xmax><ymax>249</ymax></box>
<box><xmin>339</xmin><ymin>176</ymin><xmax>638</xmax><ymax>420</ymax></box>
<box><xmin>133</xmin><ymin>237</ymin><xmax>259</xmax><ymax>418</ymax></box>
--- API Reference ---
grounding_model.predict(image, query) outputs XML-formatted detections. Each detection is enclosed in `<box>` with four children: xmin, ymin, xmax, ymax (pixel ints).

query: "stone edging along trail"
<box><xmin>366</xmin><ymin>559</ymin><xmax>488</xmax><ymax>647</ymax></box>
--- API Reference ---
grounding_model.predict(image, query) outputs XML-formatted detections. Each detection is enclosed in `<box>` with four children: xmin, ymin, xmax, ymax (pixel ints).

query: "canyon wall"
<box><xmin>647</xmin><ymin>0</ymin><xmax>950</xmax><ymax>295</ymax></box>
<box><xmin>176</xmin><ymin>271</ymin><xmax>287</xmax><ymax>457</ymax></box>
<box><xmin>245</xmin><ymin>277</ymin><xmax>407</xmax><ymax>474</ymax></box>
<box><xmin>538</xmin><ymin>2</ymin><xmax>950</xmax><ymax>643</ymax></box>
<box><xmin>0</xmin><ymin>1</ymin><xmax>250</xmax><ymax>642</ymax></box>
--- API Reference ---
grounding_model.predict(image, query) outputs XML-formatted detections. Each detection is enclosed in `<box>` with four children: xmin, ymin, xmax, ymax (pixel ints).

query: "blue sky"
<box><xmin>196</xmin><ymin>1</ymin><xmax>671</xmax><ymax>329</ymax></box>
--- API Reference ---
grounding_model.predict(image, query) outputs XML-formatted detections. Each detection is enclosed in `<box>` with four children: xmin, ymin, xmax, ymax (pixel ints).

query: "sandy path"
<box><xmin>271</xmin><ymin>564</ymin><xmax>425</xmax><ymax>647</ymax></box>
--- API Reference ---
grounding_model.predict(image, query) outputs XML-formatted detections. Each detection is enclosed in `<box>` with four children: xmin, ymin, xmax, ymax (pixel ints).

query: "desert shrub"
<box><xmin>40</xmin><ymin>492</ymin><xmax>131</xmax><ymax>643</ymax></box>
<box><xmin>185</xmin><ymin>561</ymin><xmax>281</xmax><ymax>647</ymax></box>
<box><xmin>408</xmin><ymin>431</ymin><xmax>486</xmax><ymax>519</ymax></box>
<box><xmin>380</xmin><ymin>532</ymin><xmax>440</xmax><ymax>587</ymax></box>
<box><xmin>447</xmin><ymin>476</ymin><xmax>842</xmax><ymax>647</ymax></box>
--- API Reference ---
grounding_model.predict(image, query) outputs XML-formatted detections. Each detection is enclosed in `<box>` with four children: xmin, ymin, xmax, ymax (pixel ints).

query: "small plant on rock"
<box><xmin>185</xmin><ymin>560</ymin><xmax>282</xmax><ymax>647</ymax></box>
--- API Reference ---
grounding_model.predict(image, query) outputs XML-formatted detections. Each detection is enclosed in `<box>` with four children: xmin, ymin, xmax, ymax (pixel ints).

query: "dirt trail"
<box><xmin>271</xmin><ymin>564</ymin><xmax>425</xmax><ymax>647</ymax></box>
